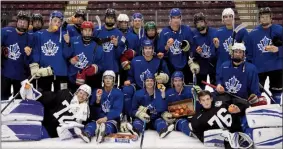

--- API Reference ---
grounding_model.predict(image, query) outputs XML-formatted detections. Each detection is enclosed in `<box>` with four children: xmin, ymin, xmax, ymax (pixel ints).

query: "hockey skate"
<box><xmin>74</xmin><ymin>127</ymin><xmax>91</xmax><ymax>143</ymax></box>
<box><xmin>96</xmin><ymin>123</ymin><xmax>106</xmax><ymax>143</ymax></box>
<box><xmin>159</xmin><ymin>124</ymin><xmax>174</xmax><ymax>138</ymax></box>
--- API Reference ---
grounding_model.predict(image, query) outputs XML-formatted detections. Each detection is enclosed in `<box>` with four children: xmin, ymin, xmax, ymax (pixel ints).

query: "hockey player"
<box><xmin>36</xmin><ymin>84</ymin><xmax>91</xmax><ymax>138</ymax></box>
<box><xmin>74</xmin><ymin>70</ymin><xmax>124</xmax><ymax>143</ymax></box>
<box><xmin>93</xmin><ymin>8</ymin><xmax>126</xmax><ymax>75</ymax></box>
<box><xmin>247</xmin><ymin>7</ymin><xmax>283</xmax><ymax>104</ymax></box>
<box><xmin>216</xmin><ymin>43</ymin><xmax>261</xmax><ymax>100</ymax></box>
<box><xmin>120</xmin><ymin>39</ymin><xmax>169</xmax><ymax>133</ymax></box>
<box><xmin>191</xmin><ymin>12</ymin><xmax>217</xmax><ymax>89</ymax></box>
<box><xmin>67</xmin><ymin>21</ymin><xmax>104</xmax><ymax>92</ymax></box>
<box><xmin>140</xmin><ymin>21</ymin><xmax>161</xmax><ymax>56</ymax></box>
<box><xmin>30</xmin><ymin>10</ymin><xmax>70</xmax><ymax>92</ymax></box>
<box><xmin>117</xmin><ymin>13</ymin><xmax>139</xmax><ymax>52</ymax></box>
<box><xmin>65</xmin><ymin>9</ymin><xmax>86</xmax><ymax>37</ymax></box>
<box><xmin>129</xmin><ymin>12</ymin><xmax>145</xmax><ymax>53</ymax></box>
<box><xmin>213</xmin><ymin>8</ymin><xmax>249</xmax><ymax>72</ymax></box>
<box><xmin>1</xmin><ymin>11</ymin><xmax>33</xmax><ymax>100</ymax></box>
<box><xmin>129</xmin><ymin>72</ymin><xmax>174</xmax><ymax>138</ymax></box>
<box><xmin>190</xmin><ymin>90</ymin><xmax>253</xmax><ymax>148</ymax></box>
<box><xmin>30</xmin><ymin>13</ymin><xmax>44</xmax><ymax>32</ymax></box>
<box><xmin>158</xmin><ymin>8</ymin><xmax>194</xmax><ymax>85</ymax></box>
<box><xmin>164</xmin><ymin>71</ymin><xmax>201</xmax><ymax>136</ymax></box>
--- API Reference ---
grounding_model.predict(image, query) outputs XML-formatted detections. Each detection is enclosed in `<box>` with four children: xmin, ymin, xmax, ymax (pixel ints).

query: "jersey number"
<box><xmin>207</xmin><ymin>108</ymin><xmax>232</xmax><ymax>128</ymax></box>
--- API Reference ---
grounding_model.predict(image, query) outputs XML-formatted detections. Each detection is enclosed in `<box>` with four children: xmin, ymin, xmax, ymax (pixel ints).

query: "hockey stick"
<box><xmin>1</xmin><ymin>75</ymin><xmax>36</xmax><ymax>113</ymax></box>
<box><xmin>201</xmin><ymin>81</ymin><xmax>249</xmax><ymax>105</ymax></box>
<box><xmin>258</xmin><ymin>83</ymin><xmax>276</xmax><ymax>103</ymax></box>
<box><xmin>231</xmin><ymin>23</ymin><xmax>248</xmax><ymax>46</ymax></box>
<box><xmin>192</xmin><ymin>71</ymin><xmax>197</xmax><ymax>111</ymax></box>
<box><xmin>140</xmin><ymin>120</ymin><xmax>146</xmax><ymax>149</ymax></box>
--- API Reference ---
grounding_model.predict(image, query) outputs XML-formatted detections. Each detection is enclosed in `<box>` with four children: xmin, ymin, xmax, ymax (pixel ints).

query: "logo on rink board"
<box><xmin>200</xmin><ymin>43</ymin><xmax>211</xmax><ymax>58</ymax></box>
<box><xmin>8</xmin><ymin>43</ymin><xmax>21</xmax><ymax>60</ymax></box>
<box><xmin>223</xmin><ymin>36</ymin><xmax>234</xmax><ymax>53</ymax></box>
<box><xmin>257</xmin><ymin>36</ymin><xmax>272</xmax><ymax>53</ymax></box>
<box><xmin>225</xmin><ymin>76</ymin><xmax>242</xmax><ymax>93</ymax></box>
<box><xmin>41</xmin><ymin>40</ymin><xmax>59</xmax><ymax>56</ymax></box>
<box><xmin>140</xmin><ymin>69</ymin><xmax>152</xmax><ymax>82</ymax></box>
<box><xmin>74</xmin><ymin>52</ymin><xmax>89</xmax><ymax>69</ymax></box>
<box><xmin>170</xmin><ymin>39</ymin><xmax>182</xmax><ymax>55</ymax></box>
<box><xmin>102</xmin><ymin>42</ymin><xmax>114</xmax><ymax>52</ymax></box>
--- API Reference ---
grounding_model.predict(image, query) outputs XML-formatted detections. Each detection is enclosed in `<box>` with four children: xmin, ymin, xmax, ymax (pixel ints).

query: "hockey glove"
<box><xmin>188</xmin><ymin>58</ymin><xmax>200</xmax><ymax>74</ymax></box>
<box><xmin>248</xmin><ymin>94</ymin><xmax>267</xmax><ymax>107</ymax></box>
<box><xmin>161</xmin><ymin>111</ymin><xmax>175</xmax><ymax>124</ymax></box>
<box><xmin>155</xmin><ymin>72</ymin><xmax>169</xmax><ymax>84</ymax></box>
<box><xmin>76</xmin><ymin>70</ymin><xmax>86</xmax><ymax>85</ymax></box>
<box><xmin>84</xmin><ymin>64</ymin><xmax>98</xmax><ymax>76</ymax></box>
<box><xmin>29</xmin><ymin>63</ymin><xmax>40</xmax><ymax>77</ymax></box>
<box><xmin>36</xmin><ymin>66</ymin><xmax>53</xmax><ymax>77</ymax></box>
<box><xmin>181</xmin><ymin>40</ymin><xmax>190</xmax><ymax>52</ymax></box>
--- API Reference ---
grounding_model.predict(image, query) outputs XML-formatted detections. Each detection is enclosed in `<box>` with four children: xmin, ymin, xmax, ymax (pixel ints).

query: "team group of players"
<box><xmin>1</xmin><ymin>5</ymin><xmax>282</xmax><ymax>147</ymax></box>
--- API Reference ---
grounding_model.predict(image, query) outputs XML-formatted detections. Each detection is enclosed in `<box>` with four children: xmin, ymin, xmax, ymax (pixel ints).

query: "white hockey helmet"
<box><xmin>102</xmin><ymin>70</ymin><xmax>116</xmax><ymax>87</ymax></box>
<box><xmin>222</xmin><ymin>8</ymin><xmax>234</xmax><ymax>21</ymax></box>
<box><xmin>117</xmin><ymin>14</ymin><xmax>129</xmax><ymax>22</ymax></box>
<box><xmin>232</xmin><ymin>43</ymin><xmax>246</xmax><ymax>51</ymax></box>
<box><xmin>77</xmin><ymin>84</ymin><xmax>92</xmax><ymax>98</ymax></box>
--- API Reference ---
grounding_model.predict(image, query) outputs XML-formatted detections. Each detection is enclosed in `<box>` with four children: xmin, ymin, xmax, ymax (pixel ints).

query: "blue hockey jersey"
<box><xmin>124</xmin><ymin>29</ymin><xmax>140</xmax><ymax>54</ymax></box>
<box><xmin>127</xmin><ymin>56</ymin><xmax>170</xmax><ymax>89</ymax></box>
<box><xmin>215</xmin><ymin>26</ymin><xmax>249</xmax><ymax>72</ymax></box>
<box><xmin>93</xmin><ymin>25</ymin><xmax>126</xmax><ymax>73</ymax></box>
<box><xmin>158</xmin><ymin>25</ymin><xmax>194</xmax><ymax>70</ymax></box>
<box><xmin>67</xmin><ymin>36</ymin><xmax>104</xmax><ymax>84</ymax></box>
<box><xmin>89</xmin><ymin>88</ymin><xmax>124</xmax><ymax>121</ymax></box>
<box><xmin>32</xmin><ymin>29</ymin><xmax>70</xmax><ymax>76</ymax></box>
<box><xmin>246</xmin><ymin>24</ymin><xmax>283</xmax><ymax>73</ymax></box>
<box><xmin>132</xmin><ymin>88</ymin><xmax>167</xmax><ymax>120</ymax></box>
<box><xmin>216</xmin><ymin>61</ymin><xmax>260</xmax><ymax>99</ymax></box>
<box><xmin>1</xmin><ymin>27</ymin><xmax>33</xmax><ymax>80</ymax></box>
<box><xmin>66</xmin><ymin>24</ymin><xmax>81</xmax><ymax>38</ymax></box>
<box><xmin>165</xmin><ymin>86</ymin><xmax>193</xmax><ymax>103</ymax></box>
<box><xmin>192</xmin><ymin>27</ymin><xmax>217</xmax><ymax>75</ymax></box>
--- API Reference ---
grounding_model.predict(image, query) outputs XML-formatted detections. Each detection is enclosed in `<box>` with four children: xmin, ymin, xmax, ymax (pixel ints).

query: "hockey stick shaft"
<box><xmin>1</xmin><ymin>75</ymin><xmax>36</xmax><ymax>113</ymax></box>
<box><xmin>258</xmin><ymin>83</ymin><xmax>276</xmax><ymax>103</ymax></box>
<box><xmin>201</xmin><ymin>81</ymin><xmax>248</xmax><ymax>102</ymax></box>
<box><xmin>140</xmin><ymin>120</ymin><xmax>146</xmax><ymax>149</ymax></box>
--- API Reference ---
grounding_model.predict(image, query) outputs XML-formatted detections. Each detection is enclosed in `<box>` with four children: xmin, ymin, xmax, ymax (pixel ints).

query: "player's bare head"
<box><xmin>198</xmin><ymin>90</ymin><xmax>213</xmax><ymax>109</ymax></box>
<box><xmin>259</xmin><ymin>7</ymin><xmax>272</xmax><ymax>27</ymax></box>
<box><xmin>102</xmin><ymin>70</ymin><xmax>116</xmax><ymax>87</ymax></box>
<box><xmin>31</xmin><ymin>13</ymin><xmax>43</xmax><ymax>31</ymax></box>
<box><xmin>231</xmin><ymin>43</ymin><xmax>246</xmax><ymax>64</ymax></box>
<box><xmin>105</xmin><ymin>9</ymin><xmax>116</xmax><ymax>28</ymax></box>
<box><xmin>76</xmin><ymin>84</ymin><xmax>92</xmax><ymax>103</ymax></box>
<box><xmin>132</xmin><ymin>13</ymin><xmax>144</xmax><ymax>29</ymax></box>
<box><xmin>81</xmin><ymin>21</ymin><xmax>94</xmax><ymax>43</ymax></box>
<box><xmin>117</xmin><ymin>14</ymin><xmax>129</xmax><ymax>32</ymax></box>
<box><xmin>142</xmin><ymin>40</ymin><xmax>154</xmax><ymax>57</ymax></box>
<box><xmin>16</xmin><ymin>11</ymin><xmax>30</xmax><ymax>33</ymax></box>
<box><xmin>193</xmin><ymin>12</ymin><xmax>207</xmax><ymax>32</ymax></box>
<box><xmin>171</xmin><ymin>71</ymin><xmax>184</xmax><ymax>88</ymax></box>
<box><xmin>222</xmin><ymin>8</ymin><xmax>234</xmax><ymax>26</ymax></box>
<box><xmin>145</xmin><ymin>21</ymin><xmax>157</xmax><ymax>39</ymax></box>
<box><xmin>74</xmin><ymin>9</ymin><xmax>86</xmax><ymax>27</ymax></box>
<box><xmin>169</xmin><ymin>8</ymin><xmax>182</xmax><ymax>26</ymax></box>
<box><xmin>49</xmin><ymin>11</ymin><xmax>64</xmax><ymax>29</ymax></box>
<box><xmin>144</xmin><ymin>73</ymin><xmax>155</xmax><ymax>89</ymax></box>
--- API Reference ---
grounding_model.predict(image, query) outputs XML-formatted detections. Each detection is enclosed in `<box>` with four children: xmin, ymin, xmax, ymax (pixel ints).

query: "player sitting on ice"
<box><xmin>190</xmin><ymin>90</ymin><xmax>253</xmax><ymax>149</ymax></box>
<box><xmin>74</xmin><ymin>70</ymin><xmax>124</xmax><ymax>143</ymax></box>
<box><xmin>36</xmin><ymin>84</ymin><xmax>91</xmax><ymax>139</ymax></box>
<box><xmin>163</xmin><ymin>71</ymin><xmax>201</xmax><ymax>136</ymax></box>
<box><xmin>126</xmin><ymin>72</ymin><xmax>174</xmax><ymax>139</ymax></box>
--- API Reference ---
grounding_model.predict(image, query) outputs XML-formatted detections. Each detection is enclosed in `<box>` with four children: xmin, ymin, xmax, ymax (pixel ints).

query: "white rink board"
<box><xmin>2</xmin><ymin>131</ymin><xmax>215</xmax><ymax>149</ymax></box>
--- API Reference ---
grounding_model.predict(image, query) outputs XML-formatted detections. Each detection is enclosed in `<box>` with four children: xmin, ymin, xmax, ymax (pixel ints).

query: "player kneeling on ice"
<box><xmin>164</xmin><ymin>71</ymin><xmax>201</xmax><ymax>136</ymax></box>
<box><xmin>127</xmin><ymin>72</ymin><xmax>174</xmax><ymax>139</ymax></box>
<box><xmin>74</xmin><ymin>70</ymin><xmax>124</xmax><ymax>143</ymax></box>
<box><xmin>36</xmin><ymin>84</ymin><xmax>91</xmax><ymax>138</ymax></box>
<box><xmin>190</xmin><ymin>90</ymin><xmax>253</xmax><ymax>148</ymax></box>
